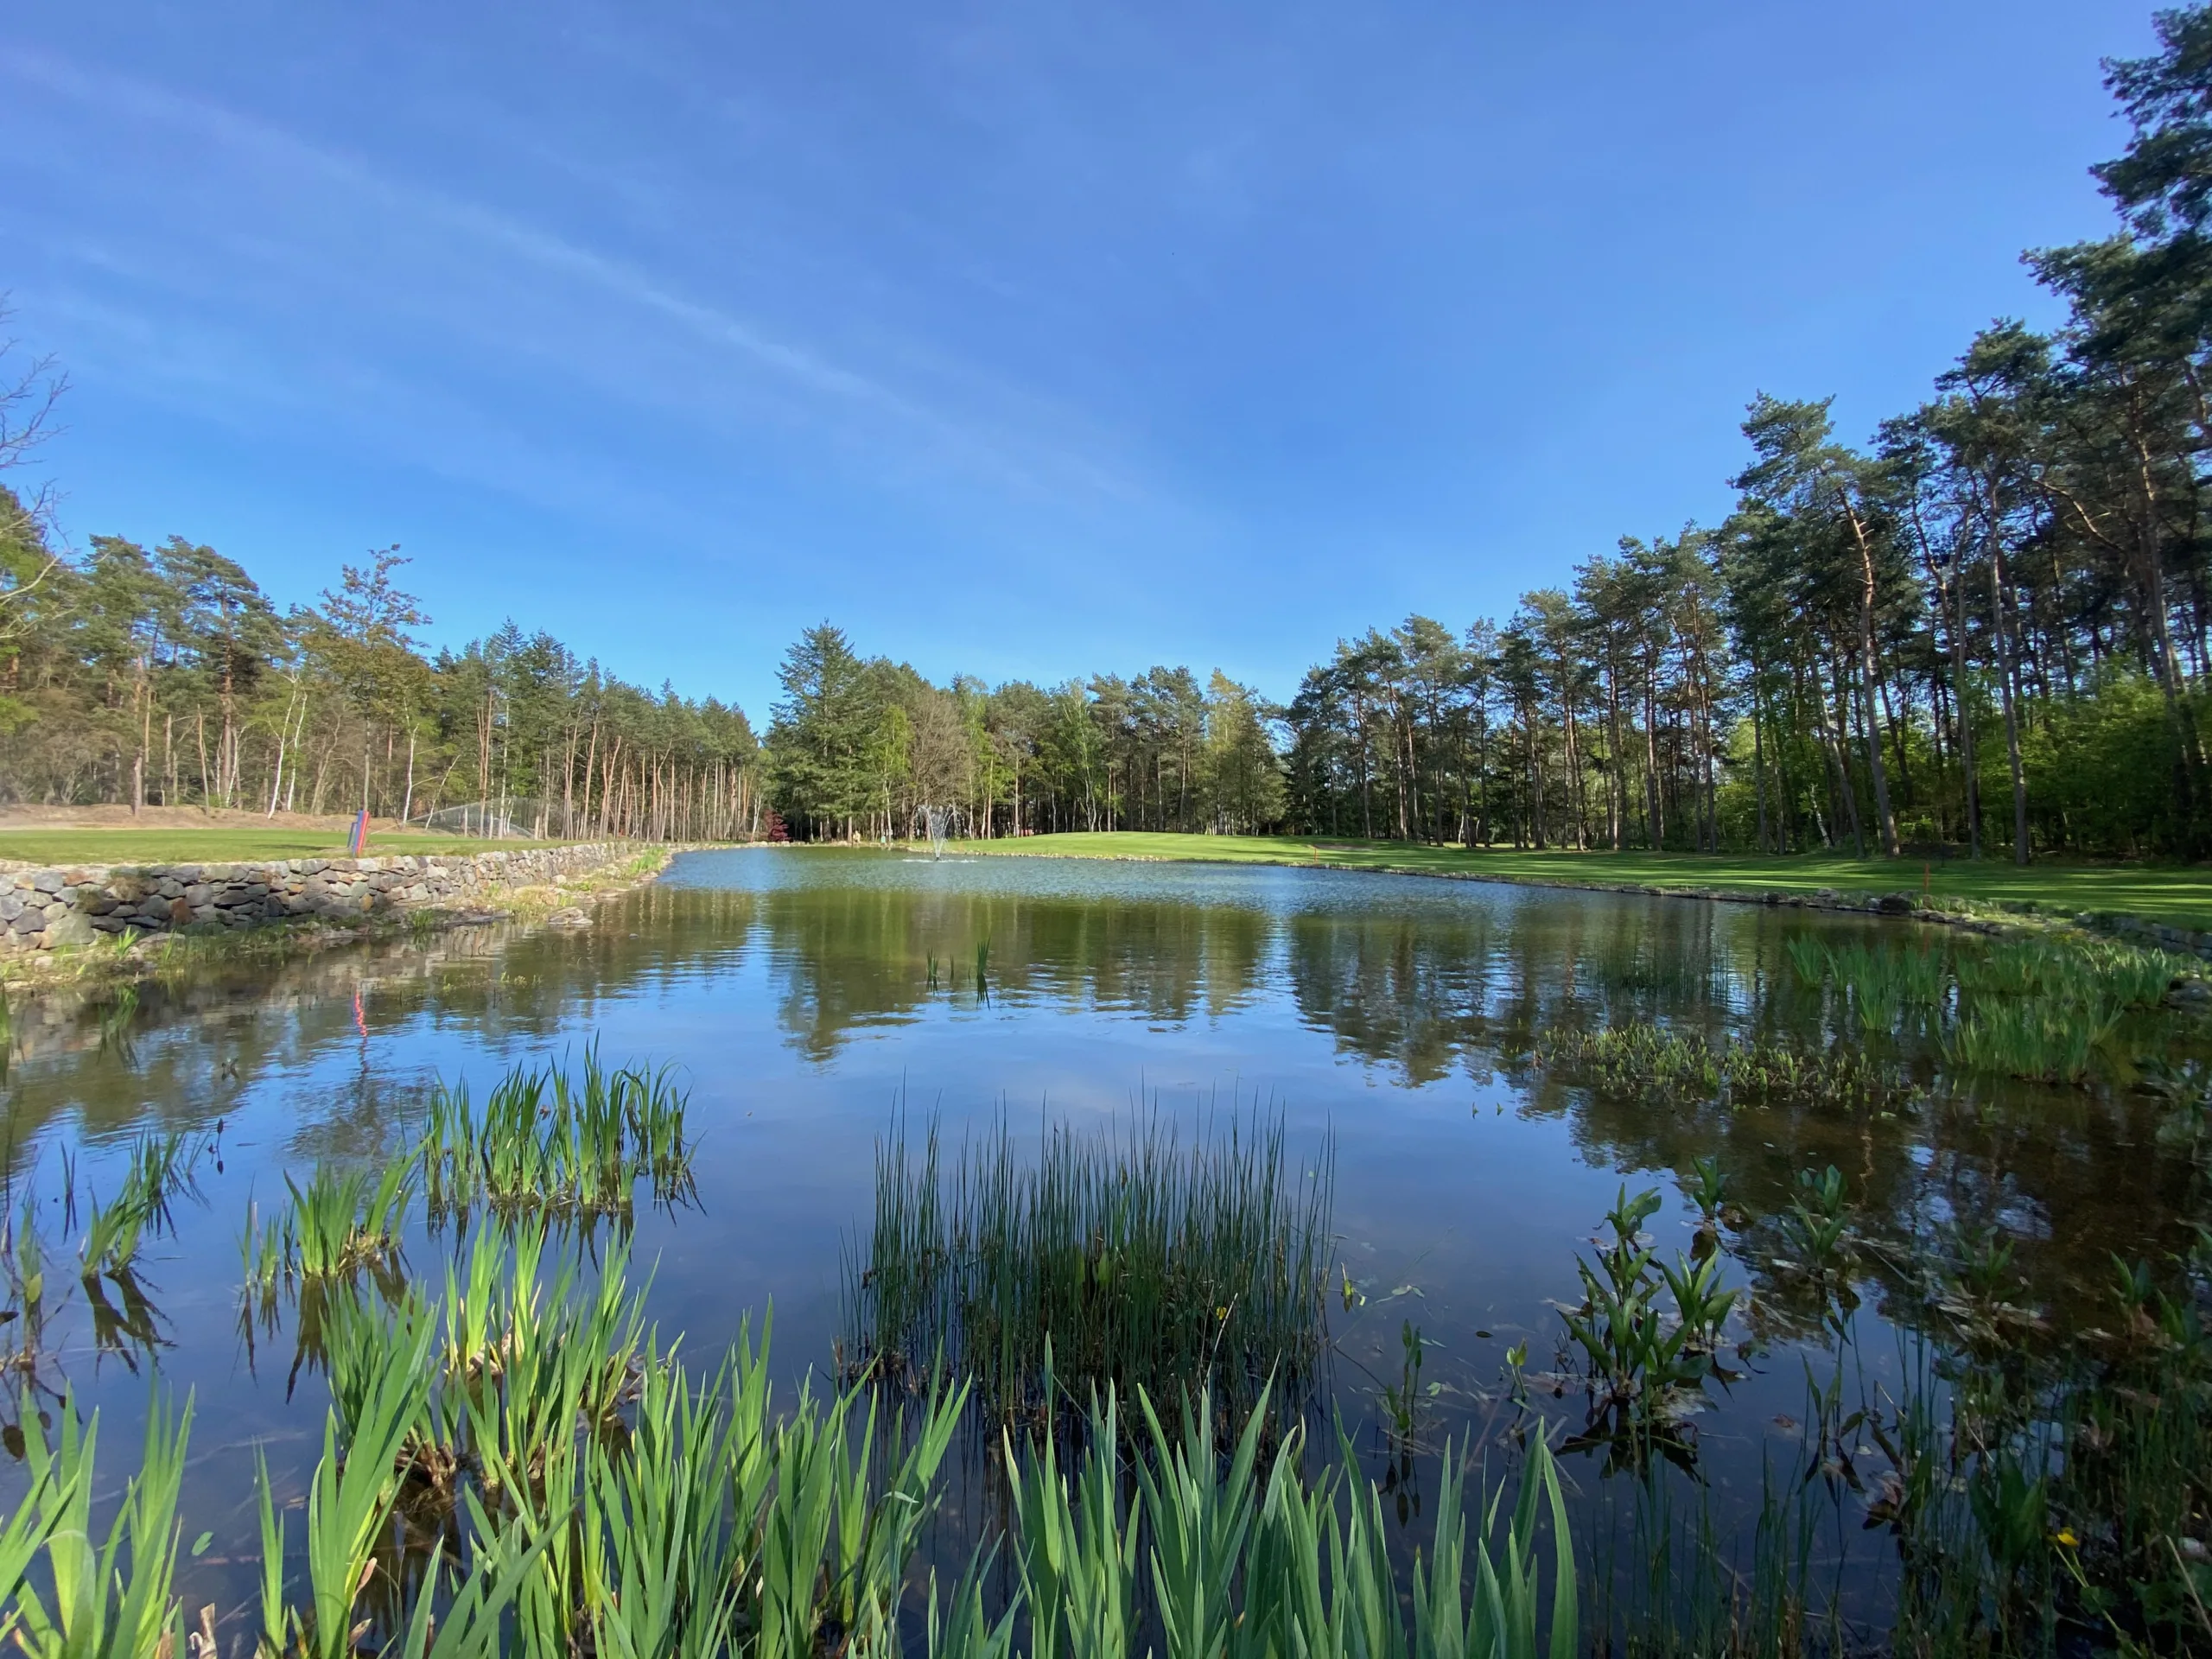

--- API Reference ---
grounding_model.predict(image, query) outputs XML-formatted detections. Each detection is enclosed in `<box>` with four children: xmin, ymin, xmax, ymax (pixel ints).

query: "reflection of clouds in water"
<box><xmin>3</xmin><ymin>855</ymin><xmax>2196</xmax><ymax>1389</ymax></box>
<box><xmin>1</xmin><ymin>849</ymin><xmax>2202</xmax><ymax>1638</ymax></box>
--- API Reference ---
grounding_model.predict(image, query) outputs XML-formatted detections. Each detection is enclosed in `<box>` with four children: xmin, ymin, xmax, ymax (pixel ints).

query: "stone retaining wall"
<box><xmin>0</xmin><ymin>843</ymin><xmax>637</xmax><ymax>953</ymax></box>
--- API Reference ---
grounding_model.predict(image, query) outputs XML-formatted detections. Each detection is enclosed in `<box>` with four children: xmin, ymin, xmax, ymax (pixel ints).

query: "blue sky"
<box><xmin>0</xmin><ymin>2</ymin><xmax>2158</xmax><ymax>721</ymax></box>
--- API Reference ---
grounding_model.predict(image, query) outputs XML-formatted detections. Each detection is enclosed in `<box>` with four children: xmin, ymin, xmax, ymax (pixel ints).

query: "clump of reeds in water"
<box><xmin>1535</xmin><ymin>1023</ymin><xmax>1921</xmax><ymax>1114</ymax></box>
<box><xmin>1785</xmin><ymin>935</ymin><xmax>1948</xmax><ymax>1030</ymax></box>
<box><xmin>1</xmin><ymin>1253</ymin><xmax>1580</xmax><ymax>1659</ymax></box>
<box><xmin>417</xmin><ymin>1045</ymin><xmax>694</xmax><ymax>1217</ymax></box>
<box><xmin>1786</xmin><ymin>931</ymin><xmax>2193</xmax><ymax>1083</ymax></box>
<box><xmin>1941</xmin><ymin>998</ymin><xmax>2123</xmax><ymax>1085</ymax></box>
<box><xmin>1941</xmin><ymin>937</ymin><xmax>2187</xmax><ymax>1084</ymax></box>
<box><xmin>284</xmin><ymin>1160</ymin><xmax>411</xmax><ymax>1281</ymax></box>
<box><xmin>33</xmin><ymin>1171</ymin><xmax>1566</xmax><ymax>1659</ymax></box>
<box><xmin>845</xmin><ymin>1109</ymin><xmax>1335</xmax><ymax>1423</ymax></box>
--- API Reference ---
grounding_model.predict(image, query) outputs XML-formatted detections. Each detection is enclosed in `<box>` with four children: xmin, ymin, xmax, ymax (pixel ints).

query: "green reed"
<box><xmin>419</xmin><ymin>1046</ymin><xmax>694</xmax><ymax>1217</ymax></box>
<box><xmin>846</xmin><ymin>1109</ymin><xmax>1335</xmax><ymax>1423</ymax></box>
<box><xmin>15</xmin><ymin>1246</ymin><xmax>1581</xmax><ymax>1659</ymax></box>
<box><xmin>284</xmin><ymin>1160</ymin><xmax>410</xmax><ymax>1281</ymax></box>
<box><xmin>117</xmin><ymin>1132</ymin><xmax>201</xmax><ymax>1236</ymax></box>
<box><xmin>1784</xmin><ymin>931</ymin><xmax>2192</xmax><ymax>1083</ymax></box>
<box><xmin>74</xmin><ymin>1188</ymin><xmax>149</xmax><ymax>1283</ymax></box>
<box><xmin>246</xmin><ymin>1230</ymin><xmax>969</xmax><ymax>1659</ymax></box>
<box><xmin>1941</xmin><ymin>998</ymin><xmax>2123</xmax><ymax>1084</ymax></box>
<box><xmin>1033</xmin><ymin>1385</ymin><xmax>1574</xmax><ymax>1659</ymax></box>
<box><xmin>61</xmin><ymin>1130</ymin><xmax>207</xmax><ymax>1287</ymax></box>
<box><xmin>237</xmin><ymin>1198</ymin><xmax>289</xmax><ymax>1308</ymax></box>
<box><xmin>35</xmin><ymin>1114</ymin><xmax>2212</xmax><ymax>1656</ymax></box>
<box><xmin>9</xmin><ymin>1385</ymin><xmax>192</xmax><ymax>1659</ymax></box>
<box><xmin>1947</xmin><ymin>938</ymin><xmax>2182</xmax><ymax>1084</ymax></box>
<box><xmin>7</xmin><ymin>1186</ymin><xmax>44</xmax><ymax>1343</ymax></box>
<box><xmin>1536</xmin><ymin>1023</ymin><xmax>1921</xmax><ymax>1114</ymax></box>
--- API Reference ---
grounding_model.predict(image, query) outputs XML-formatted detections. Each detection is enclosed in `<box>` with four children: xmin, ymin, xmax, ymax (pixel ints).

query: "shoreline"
<box><xmin>0</xmin><ymin>843</ymin><xmax>684</xmax><ymax>999</ymax></box>
<box><xmin>926</xmin><ymin>837</ymin><xmax>2212</xmax><ymax>964</ymax></box>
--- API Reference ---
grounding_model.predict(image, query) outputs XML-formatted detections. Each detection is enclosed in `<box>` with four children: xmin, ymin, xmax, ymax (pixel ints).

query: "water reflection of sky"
<box><xmin>0</xmin><ymin>849</ymin><xmax>2196</xmax><ymax>1629</ymax></box>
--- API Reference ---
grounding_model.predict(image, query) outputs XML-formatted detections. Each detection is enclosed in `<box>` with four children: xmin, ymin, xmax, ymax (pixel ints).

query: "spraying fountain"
<box><xmin>916</xmin><ymin>804</ymin><xmax>959</xmax><ymax>860</ymax></box>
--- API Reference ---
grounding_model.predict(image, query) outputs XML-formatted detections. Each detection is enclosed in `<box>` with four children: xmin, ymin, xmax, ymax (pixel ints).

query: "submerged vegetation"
<box><xmin>1543</xmin><ymin>1174</ymin><xmax>2212</xmax><ymax>1654</ymax></box>
<box><xmin>844</xmin><ymin>1110</ymin><xmax>1335</xmax><ymax>1422</ymax></box>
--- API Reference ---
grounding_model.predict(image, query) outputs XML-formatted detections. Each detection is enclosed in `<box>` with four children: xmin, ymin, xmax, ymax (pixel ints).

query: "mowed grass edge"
<box><xmin>0</xmin><ymin>827</ymin><xmax>581</xmax><ymax>865</ymax></box>
<box><xmin>944</xmin><ymin>831</ymin><xmax>2212</xmax><ymax>929</ymax></box>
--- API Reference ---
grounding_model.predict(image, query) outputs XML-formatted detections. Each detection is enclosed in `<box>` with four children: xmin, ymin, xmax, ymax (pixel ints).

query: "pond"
<box><xmin>2</xmin><ymin>847</ymin><xmax>2205</xmax><ymax>1650</ymax></box>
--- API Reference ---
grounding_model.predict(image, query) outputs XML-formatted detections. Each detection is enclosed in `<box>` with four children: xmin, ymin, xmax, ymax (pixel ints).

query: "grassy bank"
<box><xmin>0</xmin><ymin>826</ymin><xmax>575</xmax><ymax>865</ymax></box>
<box><xmin>946</xmin><ymin>832</ymin><xmax>2212</xmax><ymax>929</ymax></box>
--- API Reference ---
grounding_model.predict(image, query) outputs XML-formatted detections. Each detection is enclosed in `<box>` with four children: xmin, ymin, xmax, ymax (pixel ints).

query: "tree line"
<box><xmin>768</xmin><ymin>10</ymin><xmax>2212</xmax><ymax>863</ymax></box>
<box><xmin>760</xmin><ymin>622</ymin><xmax>1285</xmax><ymax>842</ymax></box>
<box><xmin>0</xmin><ymin>520</ymin><xmax>762</xmax><ymax>842</ymax></box>
<box><xmin>9</xmin><ymin>8</ymin><xmax>2212</xmax><ymax>861</ymax></box>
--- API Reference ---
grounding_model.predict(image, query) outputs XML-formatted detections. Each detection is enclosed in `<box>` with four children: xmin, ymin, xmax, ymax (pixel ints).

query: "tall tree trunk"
<box><xmin>1641</xmin><ymin>667</ymin><xmax>1663</xmax><ymax>849</ymax></box>
<box><xmin>1816</xmin><ymin>654</ymin><xmax>1864</xmax><ymax>857</ymax></box>
<box><xmin>1989</xmin><ymin>543</ymin><xmax>2030</xmax><ymax>865</ymax></box>
<box><xmin>1838</xmin><ymin>493</ymin><xmax>1900</xmax><ymax>855</ymax></box>
<box><xmin>1948</xmin><ymin>567</ymin><xmax>1980</xmax><ymax>860</ymax></box>
<box><xmin>1603</xmin><ymin>653</ymin><xmax>1625</xmax><ymax>850</ymax></box>
<box><xmin>1751</xmin><ymin>678</ymin><xmax>1770</xmax><ymax>854</ymax></box>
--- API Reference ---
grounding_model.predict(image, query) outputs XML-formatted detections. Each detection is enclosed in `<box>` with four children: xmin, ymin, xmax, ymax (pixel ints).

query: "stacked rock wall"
<box><xmin>0</xmin><ymin>843</ymin><xmax>638</xmax><ymax>952</ymax></box>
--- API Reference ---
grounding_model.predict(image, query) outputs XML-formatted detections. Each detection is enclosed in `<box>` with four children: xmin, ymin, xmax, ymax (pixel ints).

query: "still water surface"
<box><xmin>2</xmin><ymin>849</ymin><xmax>2196</xmax><ymax>1624</ymax></box>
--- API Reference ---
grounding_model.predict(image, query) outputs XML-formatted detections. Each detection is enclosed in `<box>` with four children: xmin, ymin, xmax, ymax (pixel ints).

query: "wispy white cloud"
<box><xmin>0</xmin><ymin>41</ymin><xmax>1158</xmax><ymax>511</ymax></box>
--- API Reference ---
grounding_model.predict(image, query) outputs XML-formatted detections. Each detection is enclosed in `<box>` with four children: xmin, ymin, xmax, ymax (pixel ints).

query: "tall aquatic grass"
<box><xmin>285</xmin><ymin>1160</ymin><xmax>410</xmax><ymax>1281</ymax></box>
<box><xmin>1941</xmin><ymin>999</ymin><xmax>2123</xmax><ymax>1084</ymax></box>
<box><xmin>20</xmin><ymin>1087</ymin><xmax>2208</xmax><ymax>1658</ymax></box>
<box><xmin>846</xmin><ymin>1109</ymin><xmax>1335</xmax><ymax>1421</ymax></box>
<box><xmin>73</xmin><ymin>1188</ymin><xmax>149</xmax><ymax>1282</ymax></box>
<box><xmin>1947</xmin><ymin>938</ymin><xmax>2187</xmax><ymax>1082</ymax></box>
<box><xmin>224</xmin><ymin>1211</ymin><xmax>970</xmax><ymax>1659</ymax></box>
<box><xmin>69</xmin><ymin>1130</ymin><xmax>205</xmax><ymax>1282</ymax></box>
<box><xmin>7</xmin><ymin>1186</ymin><xmax>44</xmax><ymax>1349</ymax></box>
<box><xmin>114</xmin><ymin>1132</ymin><xmax>201</xmax><ymax>1236</ymax></box>
<box><xmin>1789</xmin><ymin>938</ymin><xmax>1948</xmax><ymax>1029</ymax></box>
<box><xmin>1785</xmin><ymin>931</ymin><xmax>2190</xmax><ymax>1083</ymax></box>
<box><xmin>1535</xmin><ymin>1024</ymin><xmax>1920</xmax><ymax>1114</ymax></box>
<box><xmin>9</xmin><ymin>1387</ymin><xmax>192</xmax><ymax>1659</ymax></box>
<box><xmin>419</xmin><ymin>1046</ymin><xmax>694</xmax><ymax>1217</ymax></box>
<box><xmin>13</xmin><ymin>1288</ymin><xmax>1581</xmax><ymax>1659</ymax></box>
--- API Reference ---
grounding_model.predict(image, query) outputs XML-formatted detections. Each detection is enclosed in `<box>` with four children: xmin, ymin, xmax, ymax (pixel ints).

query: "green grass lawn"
<box><xmin>0</xmin><ymin>827</ymin><xmax>575</xmax><ymax>866</ymax></box>
<box><xmin>948</xmin><ymin>831</ymin><xmax>2212</xmax><ymax>930</ymax></box>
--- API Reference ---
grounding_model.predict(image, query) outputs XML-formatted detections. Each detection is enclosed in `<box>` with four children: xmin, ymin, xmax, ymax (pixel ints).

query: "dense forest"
<box><xmin>767</xmin><ymin>9</ymin><xmax>2212</xmax><ymax>861</ymax></box>
<box><xmin>7</xmin><ymin>8</ymin><xmax>2212</xmax><ymax>860</ymax></box>
<box><xmin>0</xmin><ymin>518</ymin><xmax>762</xmax><ymax>842</ymax></box>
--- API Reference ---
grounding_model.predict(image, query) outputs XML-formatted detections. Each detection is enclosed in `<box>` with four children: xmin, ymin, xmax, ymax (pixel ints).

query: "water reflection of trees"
<box><xmin>1523</xmin><ymin>1036</ymin><xmax>2202</xmax><ymax>1347</ymax></box>
<box><xmin>757</xmin><ymin>885</ymin><xmax>1273</xmax><ymax>1061</ymax></box>
<box><xmin>0</xmin><ymin>888</ymin><xmax>760</xmax><ymax>1162</ymax></box>
<box><xmin>6</xmin><ymin>875</ymin><xmax>2200</xmax><ymax>1351</ymax></box>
